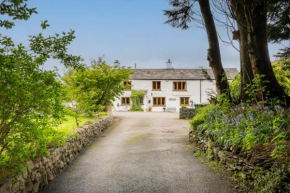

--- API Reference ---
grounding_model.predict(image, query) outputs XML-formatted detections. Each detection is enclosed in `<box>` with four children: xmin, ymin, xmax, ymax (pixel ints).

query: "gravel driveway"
<box><xmin>41</xmin><ymin>112</ymin><xmax>233</xmax><ymax>193</ymax></box>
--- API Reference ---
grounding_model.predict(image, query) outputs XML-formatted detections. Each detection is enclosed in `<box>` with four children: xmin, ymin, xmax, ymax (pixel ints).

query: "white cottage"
<box><xmin>113</xmin><ymin>60</ymin><xmax>238</xmax><ymax>112</ymax></box>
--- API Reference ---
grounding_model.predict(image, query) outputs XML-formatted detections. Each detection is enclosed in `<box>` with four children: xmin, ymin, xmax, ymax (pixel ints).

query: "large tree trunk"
<box><xmin>238</xmin><ymin>24</ymin><xmax>254</xmax><ymax>102</ymax></box>
<box><xmin>234</xmin><ymin>2</ymin><xmax>254</xmax><ymax>102</ymax></box>
<box><xmin>198</xmin><ymin>0</ymin><xmax>231</xmax><ymax>100</ymax></box>
<box><xmin>244</xmin><ymin>1</ymin><xmax>290</xmax><ymax>104</ymax></box>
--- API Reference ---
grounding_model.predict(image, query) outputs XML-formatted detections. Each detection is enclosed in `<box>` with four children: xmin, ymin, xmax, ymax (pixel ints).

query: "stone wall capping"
<box><xmin>0</xmin><ymin>115</ymin><xmax>113</xmax><ymax>193</ymax></box>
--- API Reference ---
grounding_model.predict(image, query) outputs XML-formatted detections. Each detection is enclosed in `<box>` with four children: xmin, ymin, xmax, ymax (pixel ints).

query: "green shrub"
<box><xmin>190</xmin><ymin>104</ymin><xmax>215</xmax><ymax>129</ymax></box>
<box><xmin>229</xmin><ymin>73</ymin><xmax>241</xmax><ymax>101</ymax></box>
<box><xmin>194</xmin><ymin>104</ymin><xmax>208</xmax><ymax>114</ymax></box>
<box><xmin>194</xmin><ymin>149</ymin><xmax>206</xmax><ymax>157</ymax></box>
<box><xmin>0</xmin><ymin>32</ymin><xmax>80</xmax><ymax>170</ymax></box>
<box><xmin>234</xmin><ymin>164</ymin><xmax>290</xmax><ymax>193</ymax></box>
<box><xmin>130</xmin><ymin>90</ymin><xmax>144</xmax><ymax>112</ymax></box>
<box><xmin>191</xmin><ymin>101</ymin><xmax>290</xmax><ymax>192</ymax></box>
<box><xmin>229</xmin><ymin>59</ymin><xmax>290</xmax><ymax>101</ymax></box>
<box><xmin>195</xmin><ymin>103</ymin><xmax>290</xmax><ymax>151</ymax></box>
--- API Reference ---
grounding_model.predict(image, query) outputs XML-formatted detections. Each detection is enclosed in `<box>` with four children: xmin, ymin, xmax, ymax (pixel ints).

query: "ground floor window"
<box><xmin>180</xmin><ymin>97</ymin><xmax>189</xmax><ymax>106</ymax></box>
<box><xmin>153</xmin><ymin>97</ymin><xmax>166</xmax><ymax>106</ymax></box>
<box><xmin>140</xmin><ymin>97</ymin><xmax>144</xmax><ymax>105</ymax></box>
<box><xmin>121</xmin><ymin>97</ymin><xmax>130</xmax><ymax>105</ymax></box>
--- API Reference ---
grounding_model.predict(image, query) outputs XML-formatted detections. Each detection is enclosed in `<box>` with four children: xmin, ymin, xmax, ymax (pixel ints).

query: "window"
<box><xmin>180</xmin><ymin>97</ymin><xmax>189</xmax><ymax>106</ymax></box>
<box><xmin>153</xmin><ymin>97</ymin><xmax>166</xmax><ymax>106</ymax></box>
<box><xmin>152</xmin><ymin>81</ymin><xmax>161</xmax><ymax>90</ymax></box>
<box><xmin>121</xmin><ymin>97</ymin><xmax>130</xmax><ymax>105</ymax></box>
<box><xmin>123</xmin><ymin>81</ymin><xmax>132</xmax><ymax>90</ymax></box>
<box><xmin>173</xmin><ymin>81</ymin><xmax>187</xmax><ymax>91</ymax></box>
<box><xmin>140</xmin><ymin>97</ymin><xmax>144</xmax><ymax>105</ymax></box>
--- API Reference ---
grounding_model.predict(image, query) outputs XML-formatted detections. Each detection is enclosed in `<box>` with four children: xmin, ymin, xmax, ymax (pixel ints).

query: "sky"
<box><xmin>1</xmin><ymin>0</ymin><xmax>286</xmax><ymax>73</ymax></box>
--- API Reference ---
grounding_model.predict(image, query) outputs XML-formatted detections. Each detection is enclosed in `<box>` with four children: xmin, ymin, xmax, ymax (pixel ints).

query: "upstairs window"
<box><xmin>153</xmin><ymin>97</ymin><xmax>166</xmax><ymax>106</ymax></box>
<box><xmin>152</xmin><ymin>81</ymin><xmax>161</xmax><ymax>90</ymax></box>
<box><xmin>121</xmin><ymin>97</ymin><xmax>130</xmax><ymax>105</ymax></box>
<box><xmin>180</xmin><ymin>97</ymin><xmax>189</xmax><ymax>106</ymax></box>
<box><xmin>123</xmin><ymin>81</ymin><xmax>132</xmax><ymax>90</ymax></box>
<box><xmin>173</xmin><ymin>81</ymin><xmax>187</xmax><ymax>91</ymax></box>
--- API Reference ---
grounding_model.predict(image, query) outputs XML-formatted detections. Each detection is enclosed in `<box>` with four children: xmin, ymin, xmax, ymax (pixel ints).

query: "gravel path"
<box><xmin>41</xmin><ymin>112</ymin><xmax>233</xmax><ymax>193</ymax></box>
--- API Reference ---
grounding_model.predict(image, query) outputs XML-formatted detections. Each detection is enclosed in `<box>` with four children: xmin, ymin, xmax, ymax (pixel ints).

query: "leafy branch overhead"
<box><xmin>29</xmin><ymin>25</ymin><xmax>84</xmax><ymax>69</ymax></box>
<box><xmin>0</xmin><ymin>0</ymin><xmax>37</xmax><ymax>29</ymax></box>
<box><xmin>164</xmin><ymin>0</ymin><xmax>198</xmax><ymax>29</ymax></box>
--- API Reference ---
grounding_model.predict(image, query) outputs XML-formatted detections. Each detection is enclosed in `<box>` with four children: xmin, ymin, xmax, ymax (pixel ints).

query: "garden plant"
<box><xmin>130</xmin><ymin>90</ymin><xmax>145</xmax><ymax>112</ymax></box>
<box><xmin>190</xmin><ymin>71</ymin><xmax>290</xmax><ymax>192</ymax></box>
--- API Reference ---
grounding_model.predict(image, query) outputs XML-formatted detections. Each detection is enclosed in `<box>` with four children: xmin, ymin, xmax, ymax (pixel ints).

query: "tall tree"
<box><xmin>198</xmin><ymin>0</ymin><xmax>231</xmax><ymax>99</ymax></box>
<box><xmin>217</xmin><ymin>0</ymin><xmax>289</xmax><ymax>103</ymax></box>
<box><xmin>236</xmin><ymin>9</ymin><xmax>254</xmax><ymax>102</ymax></box>
<box><xmin>225</xmin><ymin>0</ymin><xmax>254</xmax><ymax>102</ymax></box>
<box><xmin>242</xmin><ymin>0</ymin><xmax>290</xmax><ymax>104</ymax></box>
<box><xmin>164</xmin><ymin>0</ymin><xmax>231</xmax><ymax>100</ymax></box>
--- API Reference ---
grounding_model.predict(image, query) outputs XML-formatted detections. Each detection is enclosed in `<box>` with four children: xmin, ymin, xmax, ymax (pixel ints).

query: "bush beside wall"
<box><xmin>0</xmin><ymin>116</ymin><xmax>113</xmax><ymax>193</ymax></box>
<box><xmin>189</xmin><ymin>130</ymin><xmax>290</xmax><ymax>192</ymax></box>
<box><xmin>189</xmin><ymin>130</ymin><xmax>255</xmax><ymax>172</ymax></box>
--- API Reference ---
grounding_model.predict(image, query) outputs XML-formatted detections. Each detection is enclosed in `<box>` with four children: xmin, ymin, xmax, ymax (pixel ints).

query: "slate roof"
<box><xmin>130</xmin><ymin>68</ymin><xmax>238</xmax><ymax>80</ymax></box>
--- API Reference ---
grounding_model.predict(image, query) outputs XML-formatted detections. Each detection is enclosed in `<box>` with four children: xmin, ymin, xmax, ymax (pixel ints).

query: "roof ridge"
<box><xmin>129</xmin><ymin>68</ymin><xmax>239</xmax><ymax>80</ymax></box>
<box><xmin>131</xmin><ymin>68</ymin><xmax>238</xmax><ymax>70</ymax></box>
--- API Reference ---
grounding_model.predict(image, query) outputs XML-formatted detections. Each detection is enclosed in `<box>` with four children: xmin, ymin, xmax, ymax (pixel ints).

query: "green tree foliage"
<box><xmin>0</xmin><ymin>0</ymin><xmax>84</xmax><ymax>169</ymax></box>
<box><xmin>272</xmin><ymin>59</ymin><xmax>290</xmax><ymax>96</ymax></box>
<box><xmin>0</xmin><ymin>25</ymin><xmax>83</xmax><ymax>168</ymax></box>
<box><xmin>0</xmin><ymin>52</ymin><xmax>66</xmax><ymax>168</ymax></box>
<box><xmin>267</xmin><ymin>0</ymin><xmax>290</xmax><ymax>62</ymax></box>
<box><xmin>130</xmin><ymin>90</ymin><xmax>144</xmax><ymax>112</ymax></box>
<box><xmin>229</xmin><ymin>73</ymin><xmax>241</xmax><ymax>101</ymax></box>
<box><xmin>230</xmin><ymin>59</ymin><xmax>290</xmax><ymax>101</ymax></box>
<box><xmin>63</xmin><ymin>60</ymin><xmax>133</xmax><ymax>116</ymax></box>
<box><xmin>0</xmin><ymin>0</ymin><xmax>37</xmax><ymax>29</ymax></box>
<box><xmin>267</xmin><ymin>0</ymin><xmax>289</xmax><ymax>43</ymax></box>
<box><xmin>29</xmin><ymin>26</ymin><xmax>84</xmax><ymax>69</ymax></box>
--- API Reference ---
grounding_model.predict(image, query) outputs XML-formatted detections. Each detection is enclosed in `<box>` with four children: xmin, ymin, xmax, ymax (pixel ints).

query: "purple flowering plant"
<box><xmin>190</xmin><ymin>101</ymin><xmax>290</xmax><ymax>156</ymax></box>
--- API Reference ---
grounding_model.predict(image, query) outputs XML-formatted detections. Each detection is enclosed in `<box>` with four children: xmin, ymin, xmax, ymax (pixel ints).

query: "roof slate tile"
<box><xmin>130</xmin><ymin>68</ymin><xmax>238</xmax><ymax>80</ymax></box>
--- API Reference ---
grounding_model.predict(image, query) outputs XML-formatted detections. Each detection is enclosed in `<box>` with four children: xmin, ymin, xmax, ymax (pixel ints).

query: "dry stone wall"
<box><xmin>0</xmin><ymin>116</ymin><xmax>113</xmax><ymax>193</ymax></box>
<box><xmin>189</xmin><ymin>130</ymin><xmax>259</xmax><ymax>172</ymax></box>
<box><xmin>179</xmin><ymin>107</ymin><xmax>195</xmax><ymax>119</ymax></box>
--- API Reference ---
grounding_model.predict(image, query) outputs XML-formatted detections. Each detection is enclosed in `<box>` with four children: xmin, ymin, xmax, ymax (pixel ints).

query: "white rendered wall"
<box><xmin>112</xmin><ymin>79</ymin><xmax>217</xmax><ymax>112</ymax></box>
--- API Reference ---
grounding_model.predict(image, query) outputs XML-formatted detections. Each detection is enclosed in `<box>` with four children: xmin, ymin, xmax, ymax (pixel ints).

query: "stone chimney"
<box><xmin>114</xmin><ymin>60</ymin><xmax>120</xmax><ymax>68</ymax></box>
<box><xmin>166</xmin><ymin>59</ymin><xmax>172</xmax><ymax>69</ymax></box>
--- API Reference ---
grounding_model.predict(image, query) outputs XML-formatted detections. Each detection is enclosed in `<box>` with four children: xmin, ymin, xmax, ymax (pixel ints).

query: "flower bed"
<box><xmin>190</xmin><ymin>103</ymin><xmax>290</xmax><ymax>192</ymax></box>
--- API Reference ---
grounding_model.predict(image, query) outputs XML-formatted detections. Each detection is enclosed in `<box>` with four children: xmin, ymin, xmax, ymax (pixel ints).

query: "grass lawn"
<box><xmin>56</xmin><ymin>112</ymin><xmax>108</xmax><ymax>131</ymax></box>
<box><xmin>56</xmin><ymin>116</ymin><xmax>95</xmax><ymax>131</ymax></box>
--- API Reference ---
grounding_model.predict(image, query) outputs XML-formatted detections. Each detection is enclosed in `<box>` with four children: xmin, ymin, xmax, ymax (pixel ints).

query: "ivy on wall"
<box><xmin>130</xmin><ymin>90</ymin><xmax>145</xmax><ymax>111</ymax></box>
